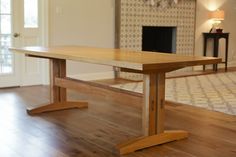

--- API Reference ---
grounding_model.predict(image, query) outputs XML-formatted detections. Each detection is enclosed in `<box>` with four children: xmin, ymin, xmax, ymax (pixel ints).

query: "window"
<box><xmin>24</xmin><ymin>0</ymin><xmax>38</xmax><ymax>28</ymax></box>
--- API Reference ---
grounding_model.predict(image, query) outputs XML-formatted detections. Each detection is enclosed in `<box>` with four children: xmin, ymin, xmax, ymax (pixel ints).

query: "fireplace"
<box><xmin>142</xmin><ymin>26</ymin><xmax>177</xmax><ymax>53</ymax></box>
<box><xmin>116</xmin><ymin>0</ymin><xmax>196</xmax><ymax>80</ymax></box>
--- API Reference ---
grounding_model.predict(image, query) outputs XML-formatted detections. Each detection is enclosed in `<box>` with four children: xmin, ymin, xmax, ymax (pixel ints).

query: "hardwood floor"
<box><xmin>0</xmin><ymin>85</ymin><xmax>235</xmax><ymax>157</ymax></box>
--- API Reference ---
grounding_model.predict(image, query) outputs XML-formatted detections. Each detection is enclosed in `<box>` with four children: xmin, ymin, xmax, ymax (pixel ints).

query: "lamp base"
<box><xmin>216</xmin><ymin>28</ymin><xmax>223</xmax><ymax>33</ymax></box>
<box><xmin>209</xmin><ymin>27</ymin><xmax>223</xmax><ymax>33</ymax></box>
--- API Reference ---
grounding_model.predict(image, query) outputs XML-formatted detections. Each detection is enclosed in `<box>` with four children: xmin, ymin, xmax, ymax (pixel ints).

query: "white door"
<box><xmin>0</xmin><ymin>0</ymin><xmax>48</xmax><ymax>88</ymax></box>
<box><xmin>0</xmin><ymin>0</ymin><xmax>20</xmax><ymax>87</ymax></box>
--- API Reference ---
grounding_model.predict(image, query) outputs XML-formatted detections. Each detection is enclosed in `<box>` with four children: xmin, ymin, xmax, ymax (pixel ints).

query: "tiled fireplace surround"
<box><xmin>115</xmin><ymin>0</ymin><xmax>196</xmax><ymax>80</ymax></box>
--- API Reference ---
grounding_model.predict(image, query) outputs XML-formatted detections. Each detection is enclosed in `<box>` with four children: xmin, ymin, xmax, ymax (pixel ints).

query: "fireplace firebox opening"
<box><xmin>142</xmin><ymin>26</ymin><xmax>177</xmax><ymax>53</ymax></box>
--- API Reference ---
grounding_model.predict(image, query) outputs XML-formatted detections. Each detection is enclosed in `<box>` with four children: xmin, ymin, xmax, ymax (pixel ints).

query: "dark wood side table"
<box><xmin>203</xmin><ymin>32</ymin><xmax>229</xmax><ymax>71</ymax></box>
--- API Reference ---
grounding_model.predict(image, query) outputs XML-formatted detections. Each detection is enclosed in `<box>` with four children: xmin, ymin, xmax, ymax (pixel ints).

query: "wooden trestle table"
<box><xmin>10</xmin><ymin>46</ymin><xmax>221</xmax><ymax>155</ymax></box>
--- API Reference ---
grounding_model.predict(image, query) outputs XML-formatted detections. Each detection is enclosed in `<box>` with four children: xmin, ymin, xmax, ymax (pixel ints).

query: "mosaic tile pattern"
<box><xmin>117</xmin><ymin>0</ymin><xmax>196</xmax><ymax>80</ymax></box>
<box><xmin>111</xmin><ymin>72</ymin><xmax>236</xmax><ymax>115</ymax></box>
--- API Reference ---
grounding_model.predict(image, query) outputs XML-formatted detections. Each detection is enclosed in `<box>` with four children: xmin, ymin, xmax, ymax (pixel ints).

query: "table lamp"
<box><xmin>209</xmin><ymin>10</ymin><xmax>225</xmax><ymax>33</ymax></box>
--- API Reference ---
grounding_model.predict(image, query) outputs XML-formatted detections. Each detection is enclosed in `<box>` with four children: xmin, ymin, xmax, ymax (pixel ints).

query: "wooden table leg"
<box><xmin>117</xmin><ymin>73</ymin><xmax>188</xmax><ymax>155</ymax></box>
<box><xmin>27</xmin><ymin>59</ymin><xmax>88</xmax><ymax>115</ymax></box>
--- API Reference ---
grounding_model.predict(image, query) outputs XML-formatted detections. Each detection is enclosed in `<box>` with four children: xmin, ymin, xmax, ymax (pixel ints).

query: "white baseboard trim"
<box><xmin>228</xmin><ymin>61</ymin><xmax>236</xmax><ymax>67</ymax></box>
<box><xmin>68</xmin><ymin>71</ymin><xmax>115</xmax><ymax>81</ymax></box>
<box><xmin>193</xmin><ymin>61</ymin><xmax>236</xmax><ymax>71</ymax></box>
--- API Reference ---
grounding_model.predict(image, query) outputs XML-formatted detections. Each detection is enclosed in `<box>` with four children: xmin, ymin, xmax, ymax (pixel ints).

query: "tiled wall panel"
<box><xmin>117</xmin><ymin>0</ymin><xmax>196</xmax><ymax>80</ymax></box>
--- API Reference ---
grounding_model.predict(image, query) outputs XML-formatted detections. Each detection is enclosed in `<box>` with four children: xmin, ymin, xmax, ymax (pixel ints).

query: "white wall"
<box><xmin>49</xmin><ymin>0</ymin><xmax>115</xmax><ymax>80</ymax></box>
<box><xmin>48</xmin><ymin>0</ymin><xmax>236</xmax><ymax>78</ymax></box>
<box><xmin>195</xmin><ymin>0</ymin><xmax>236</xmax><ymax>68</ymax></box>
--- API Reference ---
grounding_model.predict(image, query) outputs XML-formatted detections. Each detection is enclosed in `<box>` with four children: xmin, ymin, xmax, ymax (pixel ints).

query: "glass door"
<box><xmin>0</xmin><ymin>0</ymin><xmax>20</xmax><ymax>87</ymax></box>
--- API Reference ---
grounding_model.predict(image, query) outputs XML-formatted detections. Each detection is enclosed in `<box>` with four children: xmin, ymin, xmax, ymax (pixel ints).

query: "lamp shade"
<box><xmin>209</xmin><ymin>10</ymin><xmax>225</xmax><ymax>21</ymax></box>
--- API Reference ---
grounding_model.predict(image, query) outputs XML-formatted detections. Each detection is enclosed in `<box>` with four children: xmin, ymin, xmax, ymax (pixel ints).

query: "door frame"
<box><xmin>40</xmin><ymin>0</ymin><xmax>49</xmax><ymax>85</ymax></box>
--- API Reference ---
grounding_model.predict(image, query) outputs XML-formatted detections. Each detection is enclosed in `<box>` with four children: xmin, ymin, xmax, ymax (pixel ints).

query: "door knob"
<box><xmin>13</xmin><ymin>33</ymin><xmax>20</xmax><ymax>38</ymax></box>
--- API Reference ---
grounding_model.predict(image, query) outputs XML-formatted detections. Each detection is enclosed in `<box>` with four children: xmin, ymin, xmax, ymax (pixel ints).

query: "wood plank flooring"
<box><xmin>0</xmin><ymin>85</ymin><xmax>235</xmax><ymax>157</ymax></box>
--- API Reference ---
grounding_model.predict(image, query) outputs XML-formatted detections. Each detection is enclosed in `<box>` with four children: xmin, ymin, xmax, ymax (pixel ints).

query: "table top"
<box><xmin>10</xmin><ymin>46</ymin><xmax>221</xmax><ymax>72</ymax></box>
<box><xmin>203</xmin><ymin>32</ymin><xmax>229</xmax><ymax>34</ymax></box>
<box><xmin>203</xmin><ymin>33</ymin><xmax>229</xmax><ymax>38</ymax></box>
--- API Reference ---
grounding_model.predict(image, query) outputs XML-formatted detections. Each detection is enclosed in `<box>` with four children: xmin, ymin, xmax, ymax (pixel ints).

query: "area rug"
<box><xmin>111</xmin><ymin>72</ymin><xmax>236</xmax><ymax>115</ymax></box>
